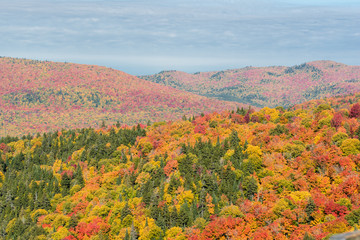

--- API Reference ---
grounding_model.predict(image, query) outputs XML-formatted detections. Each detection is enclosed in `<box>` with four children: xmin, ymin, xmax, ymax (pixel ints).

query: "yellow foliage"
<box><xmin>193</xmin><ymin>217</ymin><xmax>207</xmax><ymax>229</ymax></box>
<box><xmin>50</xmin><ymin>194</ymin><xmax>63</xmax><ymax>210</ymax></box>
<box><xmin>70</xmin><ymin>184</ymin><xmax>82</xmax><ymax>195</ymax></box>
<box><xmin>129</xmin><ymin>197</ymin><xmax>142</xmax><ymax>209</ymax></box>
<box><xmin>53</xmin><ymin>214</ymin><xmax>71</xmax><ymax>229</ymax></box>
<box><xmin>311</xmin><ymin>210</ymin><xmax>324</xmax><ymax>226</ymax></box>
<box><xmin>0</xmin><ymin>171</ymin><xmax>4</xmax><ymax>182</ymax></box>
<box><xmin>273</xmin><ymin>198</ymin><xmax>292</xmax><ymax>217</ymax></box>
<box><xmin>136</xmin><ymin>172</ymin><xmax>151</xmax><ymax>185</ymax></box>
<box><xmin>122</xmin><ymin>215</ymin><xmax>133</xmax><ymax>228</ymax></box>
<box><xmin>332</xmin><ymin>132</ymin><xmax>349</xmax><ymax>146</ymax></box>
<box><xmin>224</xmin><ymin>149</ymin><xmax>235</xmax><ymax>161</ymax></box>
<box><xmin>177</xmin><ymin>189</ymin><xmax>194</xmax><ymax>205</ymax></box>
<box><xmin>313</xmin><ymin>135</ymin><xmax>321</xmax><ymax>144</ymax></box>
<box><xmin>317</xmin><ymin>116</ymin><xmax>332</xmax><ymax>129</ymax></box>
<box><xmin>323</xmin><ymin>220</ymin><xmax>351</xmax><ymax>234</ymax></box>
<box><xmin>51</xmin><ymin>226</ymin><xmax>71</xmax><ymax>240</ymax></box>
<box><xmin>142</xmin><ymin>161</ymin><xmax>158</xmax><ymax>173</ymax></box>
<box><xmin>259</xmin><ymin>107</ymin><xmax>280</xmax><ymax>122</ymax></box>
<box><xmin>137</xmin><ymin>138</ymin><xmax>153</xmax><ymax>155</ymax></box>
<box><xmin>30</xmin><ymin>137</ymin><xmax>42</xmax><ymax>152</ymax></box>
<box><xmin>165</xmin><ymin>227</ymin><xmax>186</xmax><ymax>240</ymax></box>
<box><xmin>110</xmin><ymin>219</ymin><xmax>122</xmax><ymax>235</ymax></box>
<box><xmin>100</xmin><ymin>171</ymin><xmax>120</xmax><ymax>189</ymax></box>
<box><xmin>35</xmin><ymin>235</ymin><xmax>47</xmax><ymax>240</ymax></box>
<box><xmin>8</xmin><ymin>139</ymin><xmax>25</xmax><ymax>154</ymax></box>
<box><xmin>219</xmin><ymin>205</ymin><xmax>244</xmax><ymax>218</ymax></box>
<box><xmin>88</xmin><ymin>166</ymin><xmax>97</xmax><ymax>179</ymax></box>
<box><xmin>289</xmin><ymin>191</ymin><xmax>311</xmax><ymax>202</ymax></box>
<box><xmin>52</xmin><ymin>160</ymin><xmax>64</xmax><ymax>182</ymax></box>
<box><xmin>245</xmin><ymin>144</ymin><xmax>262</xmax><ymax>157</ymax></box>
<box><xmin>341</xmin><ymin>138</ymin><xmax>360</xmax><ymax>156</ymax></box>
<box><xmin>138</xmin><ymin>218</ymin><xmax>162</xmax><ymax>240</ymax></box>
<box><xmin>71</xmin><ymin>148</ymin><xmax>84</xmax><ymax>161</ymax></box>
<box><xmin>5</xmin><ymin>218</ymin><xmax>16</xmax><ymax>234</ymax></box>
<box><xmin>31</xmin><ymin>209</ymin><xmax>49</xmax><ymax>222</ymax></box>
<box><xmin>90</xmin><ymin>205</ymin><xmax>111</xmax><ymax>218</ymax></box>
<box><xmin>163</xmin><ymin>193</ymin><xmax>173</xmax><ymax>204</ymax></box>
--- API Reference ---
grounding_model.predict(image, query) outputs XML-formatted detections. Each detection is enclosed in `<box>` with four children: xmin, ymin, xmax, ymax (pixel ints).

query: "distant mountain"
<box><xmin>0</xmin><ymin>57</ymin><xmax>248</xmax><ymax>137</ymax></box>
<box><xmin>139</xmin><ymin>61</ymin><xmax>360</xmax><ymax>108</ymax></box>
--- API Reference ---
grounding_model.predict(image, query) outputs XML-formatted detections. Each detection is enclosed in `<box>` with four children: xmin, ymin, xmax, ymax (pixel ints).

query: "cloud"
<box><xmin>1</xmin><ymin>0</ymin><xmax>359</xmax><ymax>74</ymax></box>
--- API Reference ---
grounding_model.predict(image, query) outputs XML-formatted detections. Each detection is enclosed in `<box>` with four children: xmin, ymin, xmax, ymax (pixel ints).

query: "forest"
<box><xmin>2</xmin><ymin>92</ymin><xmax>360</xmax><ymax>239</ymax></box>
<box><xmin>0</xmin><ymin>57</ymin><xmax>245</xmax><ymax>137</ymax></box>
<box><xmin>140</xmin><ymin>60</ymin><xmax>360</xmax><ymax>108</ymax></box>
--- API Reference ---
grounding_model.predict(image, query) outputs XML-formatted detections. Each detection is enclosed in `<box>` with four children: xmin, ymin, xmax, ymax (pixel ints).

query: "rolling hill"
<box><xmin>0</xmin><ymin>57</ymin><xmax>248</xmax><ymax>137</ymax></box>
<box><xmin>2</xmin><ymin>92</ymin><xmax>360</xmax><ymax>239</ymax></box>
<box><xmin>139</xmin><ymin>61</ymin><xmax>360</xmax><ymax>108</ymax></box>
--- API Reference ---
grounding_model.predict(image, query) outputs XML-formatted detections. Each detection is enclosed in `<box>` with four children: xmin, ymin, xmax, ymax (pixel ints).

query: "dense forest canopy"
<box><xmin>2</xmin><ymin>92</ymin><xmax>360</xmax><ymax>239</ymax></box>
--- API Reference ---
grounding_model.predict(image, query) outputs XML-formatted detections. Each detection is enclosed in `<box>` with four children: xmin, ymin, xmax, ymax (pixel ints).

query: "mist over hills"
<box><xmin>139</xmin><ymin>60</ymin><xmax>360</xmax><ymax>108</ymax></box>
<box><xmin>0</xmin><ymin>57</ymin><xmax>247</xmax><ymax>137</ymax></box>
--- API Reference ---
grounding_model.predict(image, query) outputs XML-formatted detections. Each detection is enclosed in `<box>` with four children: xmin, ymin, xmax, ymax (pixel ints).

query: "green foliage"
<box><xmin>332</xmin><ymin>132</ymin><xmax>349</xmax><ymax>146</ymax></box>
<box><xmin>2</xmin><ymin>90</ymin><xmax>360</xmax><ymax>239</ymax></box>
<box><xmin>345</xmin><ymin>208</ymin><xmax>360</xmax><ymax>227</ymax></box>
<box><xmin>242</xmin><ymin>176</ymin><xmax>258</xmax><ymax>200</ymax></box>
<box><xmin>283</xmin><ymin>143</ymin><xmax>305</xmax><ymax>159</ymax></box>
<box><xmin>340</xmin><ymin>138</ymin><xmax>360</xmax><ymax>156</ymax></box>
<box><xmin>270</xmin><ymin>124</ymin><xmax>289</xmax><ymax>136</ymax></box>
<box><xmin>314</xmin><ymin>103</ymin><xmax>331</xmax><ymax>113</ymax></box>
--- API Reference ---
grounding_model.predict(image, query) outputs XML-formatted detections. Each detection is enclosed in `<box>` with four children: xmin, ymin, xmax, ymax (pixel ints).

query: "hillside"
<box><xmin>139</xmin><ymin>61</ymin><xmax>360</xmax><ymax>108</ymax></box>
<box><xmin>2</xmin><ymin>92</ymin><xmax>360</xmax><ymax>239</ymax></box>
<box><xmin>0</xmin><ymin>57</ymin><xmax>248</xmax><ymax>137</ymax></box>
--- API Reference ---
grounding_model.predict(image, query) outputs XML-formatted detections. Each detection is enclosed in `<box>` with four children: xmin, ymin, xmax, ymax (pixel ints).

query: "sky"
<box><xmin>1</xmin><ymin>0</ymin><xmax>359</xmax><ymax>75</ymax></box>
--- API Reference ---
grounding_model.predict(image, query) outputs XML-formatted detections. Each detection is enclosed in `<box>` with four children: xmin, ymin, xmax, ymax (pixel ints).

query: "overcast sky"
<box><xmin>1</xmin><ymin>0</ymin><xmax>359</xmax><ymax>75</ymax></box>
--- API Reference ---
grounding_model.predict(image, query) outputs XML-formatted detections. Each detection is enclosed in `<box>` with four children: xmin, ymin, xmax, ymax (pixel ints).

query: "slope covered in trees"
<box><xmin>2</xmin><ymin>93</ymin><xmax>360</xmax><ymax>239</ymax></box>
<box><xmin>139</xmin><ymin>61</ymin><xmax>360</xmax><ymax>108</ymax></box>
<box><xmin>0</xmin><ymin>57</ymin><xmax>247</xmax><ymax>137</ymax></box>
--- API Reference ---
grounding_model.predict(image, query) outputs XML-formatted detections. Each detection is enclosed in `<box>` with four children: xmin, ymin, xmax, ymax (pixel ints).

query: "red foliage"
<box><xmin>0</xmin><ymin>143</ymin><xmax>9</xmax><ymax>153</ymax></box>
<box><xmin>244</xmin><ymin>112</ymin><xmax>250</xmax><ymax>123</ymax></box>
<box><xmin>251</xmin><ymin>115</ymin><xmax>260</xmax><ymax>123</ymax></box>
<box><xmin>331</xmin><ymin>112</ymin><xmax>343</xmax><ymax>129</ymax></box>
<box><xmin>200</xmin><ymin>216</ymin><xmax>247</xmax><ymax>239</ymax></box>
<box><xmin>0</xmin><ymin>57</ymin><xmax>246</xmax><ymax>137</ymax></box>
<box><xmin>324</xmin><ymin>200</ymin><xmax>348</xmax><ymax>217</ymax></box>
<box><xmin>252</xmin><ymin>228</ymin><xmax>273</xmax><ymax>240</ymax></box>
<box><xmin>61</xmin><ymin>170</ymin><xmax>74</xmax><ymax>178</ymax></box>
<box><xmin>350</xmin><ymin>103</ymin><xmax>360</xmax><ymax>118</ymax></box>
<box><xmin>194</xmin><ymin>124</ymin><xmax>206</xmax><ymax>134</ymax></box>
<box><xmin>63</xmin><ymin>235</ymin><xmax>77</xmax><ymax>240</ymax></box>
<box><xmin>75</xmin><ymin>217</ymin><xmax>110</xmax><ymax>239</ymax></box>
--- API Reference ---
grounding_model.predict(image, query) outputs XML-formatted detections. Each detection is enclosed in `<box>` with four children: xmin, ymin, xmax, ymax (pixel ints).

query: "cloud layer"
<box><xmin>1</xmin><ymin>0</ymin><xmax>359</xmax><ymax>74</ymax></box>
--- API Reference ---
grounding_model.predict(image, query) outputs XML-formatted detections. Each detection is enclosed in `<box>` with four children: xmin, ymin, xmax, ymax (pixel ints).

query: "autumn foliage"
<box><xmin>140</xmin><ymin>61</ymin><xmax>360</xmax><ymax>108</ymax></box>
<box><xmin>2</xmin><ymin>77</ymin><xmax>360</xmax><ymax>239</ymax></box>
<box><xmin>0</xmin><ymin>57</ymin><xmax>248</xmax><ymax>137</ymax></box>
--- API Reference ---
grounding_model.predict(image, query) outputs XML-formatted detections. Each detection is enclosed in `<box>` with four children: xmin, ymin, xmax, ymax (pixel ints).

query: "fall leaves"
<box><xmin>2</xmin><ymin>93</ymin><xmax>360</xmax><ymax>239</ymax></box>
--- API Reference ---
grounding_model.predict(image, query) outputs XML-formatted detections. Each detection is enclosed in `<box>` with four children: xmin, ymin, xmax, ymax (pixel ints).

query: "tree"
<box><xmin>340</xmin><ymin>138</ymin><xmax>360</xmax><ymax>156</ymax></box>
<box><xmin>61</xmin><ymin>172</ymin><xmax>72</xmax><ymax>196</ymax></box>
<box><xmin>243</xmin><ymin>176</ymin><xmax>258</xmax><ymax>200</ymax></box>
<box><xmin>349</xmin><ymin>103</ymin><xmax>360</xmax><ymax>118</ymax></box>
<box><xmin>331</xmin><ymin>112</ymin><xmax>343</xmax><ymax>129</ymax></box>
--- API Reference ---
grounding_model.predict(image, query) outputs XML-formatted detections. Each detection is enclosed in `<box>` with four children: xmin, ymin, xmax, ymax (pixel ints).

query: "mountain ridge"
<box><xmin>0</xmin><ymin>57</ymin><xmax>249</xmax><ymax>137</ymax></box>
<box><xmin>139</xmin><ymin>60</ymin><xmax>360</xmax><ymax>108</ymax></box>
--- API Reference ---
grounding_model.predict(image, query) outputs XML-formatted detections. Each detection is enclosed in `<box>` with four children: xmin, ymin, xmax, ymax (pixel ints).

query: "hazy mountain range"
<box><xmin>140</xmin><ymin>60</ymin><xmax>360</xmax><ymax>108</ymax></box>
